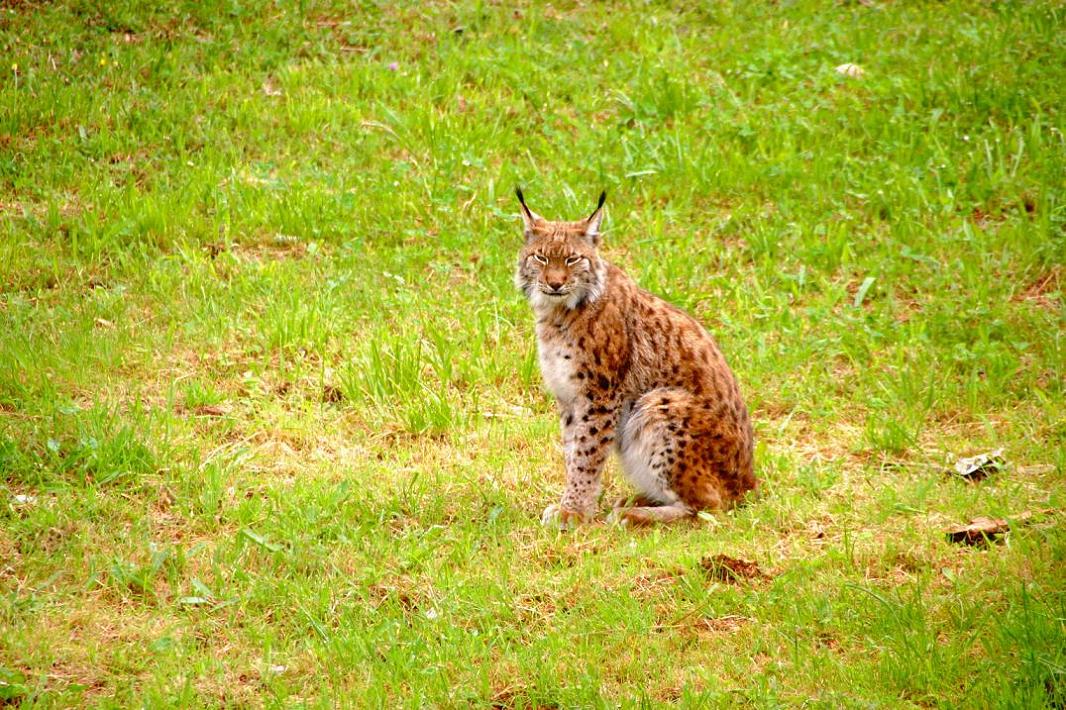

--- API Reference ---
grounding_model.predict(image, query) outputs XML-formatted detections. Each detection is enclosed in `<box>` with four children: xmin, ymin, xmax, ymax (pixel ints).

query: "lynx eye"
<box><xmin>531</xmin><ymin>254</ymin><xmax>548</xmax><ymax>265</ymax></box>
<box><xmin>565</xmin><ymin>256</ymin><xmax>584</xmax><ymax>267</ymax></box>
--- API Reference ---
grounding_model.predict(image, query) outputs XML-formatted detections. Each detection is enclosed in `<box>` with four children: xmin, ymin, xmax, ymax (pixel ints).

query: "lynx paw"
<box><xmin>606</xmin><ymin>507</ymin><xmax>646</xmax><ymax>527</ymax></box>
<box><xmin>608</xmin><ymin>503</ymin><xmax>693</xmax><ymax>527</ymax></box>
<box><xmin>541</xmin><ymin>503</ymin><xmax>592</xmax><ymax>529</ymax></box>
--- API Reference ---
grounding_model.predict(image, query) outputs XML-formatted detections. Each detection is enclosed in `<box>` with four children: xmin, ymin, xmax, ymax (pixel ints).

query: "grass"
<box><xmin>1</xmin><ymin>0</ymin><xmax>1064</xmax><ymax>706</ymax></box>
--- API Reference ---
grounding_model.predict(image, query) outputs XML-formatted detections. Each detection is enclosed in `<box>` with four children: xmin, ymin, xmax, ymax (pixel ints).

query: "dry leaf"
<box><xmin>946</xmin><ymin>509</ymin><xmax>1054</xmax><ymax>545</ymax></box>
<box><xmin>945</xmin><ymin>516</ymin><xmax>1010</xmax><ymax>545</ymax></box>
<box><xmin>952</xmin><ymin>448</ymin><xmax>1006</xmax><ymax>482</ymax></box>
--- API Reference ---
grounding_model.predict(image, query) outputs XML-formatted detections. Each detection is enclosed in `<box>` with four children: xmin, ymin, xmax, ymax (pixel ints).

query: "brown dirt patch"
<box><xmin>1013</xmin><ymin>266</ymin><xmax>1062</xmax><ymax>310</ymax></box>
<box><xmin>699</xmin><ymin>554</ymin><xmax>771</xmax><ymax>584</ymax></box>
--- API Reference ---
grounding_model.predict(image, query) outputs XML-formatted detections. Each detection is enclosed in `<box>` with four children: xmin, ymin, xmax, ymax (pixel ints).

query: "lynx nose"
<box><xmin>545</xmin><ymin>279</ymin><xmax>565</xmax><ymax>292</ymax></box>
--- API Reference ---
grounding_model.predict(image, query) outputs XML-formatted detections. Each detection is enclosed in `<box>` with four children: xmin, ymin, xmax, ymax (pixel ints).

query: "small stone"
<box><xmin>835</xmin><ymin>63</ymin><xmax>865</xmax><ymax>78</ymax></box>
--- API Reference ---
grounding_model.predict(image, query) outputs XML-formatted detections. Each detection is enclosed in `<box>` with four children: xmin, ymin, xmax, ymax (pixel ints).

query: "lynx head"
<box><xmin>514</xmin><ymin>188</ymin><xmax>608</xmax><ymax>311</ymax></box>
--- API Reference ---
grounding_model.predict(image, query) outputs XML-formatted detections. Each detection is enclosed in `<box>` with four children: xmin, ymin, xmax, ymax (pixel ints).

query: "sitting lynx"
<box><xmin>515</xmin><ymin>189</ymin><xmax>755</xmax><ymax>526</ymax></box>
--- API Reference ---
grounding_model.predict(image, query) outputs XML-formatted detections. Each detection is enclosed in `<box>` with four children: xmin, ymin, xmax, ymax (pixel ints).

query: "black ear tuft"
<box><xmin>516</xmin><ymin>186</ymin><xmax>541</xmax><ymax>231</ymax></box>
<box><xmin>516</xmin><ymin>186</ymin><xmax>537</xmax><ymax>222</ymax></box>
<box><xmin>590</xmin><ymin>190</ymin><xmax>606</xmax><ymax>219</ymax></box>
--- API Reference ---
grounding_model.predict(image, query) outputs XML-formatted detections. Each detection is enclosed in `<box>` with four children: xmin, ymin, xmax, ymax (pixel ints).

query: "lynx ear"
<box><xmin>515</xmin><ymin>186</ymin><xmax>542</xmax><ymax>237</ymax></box>
<box><xmin>583</xmin><ymin>190</ymin><xmax>607</xmax><ymax>244</ymax></box>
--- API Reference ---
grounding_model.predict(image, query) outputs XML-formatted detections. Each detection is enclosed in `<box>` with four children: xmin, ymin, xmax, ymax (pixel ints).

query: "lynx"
<box><xmin>515</xmin><ymin>189</ymin><xmax>755</xmax><ymax>526</ymax></box>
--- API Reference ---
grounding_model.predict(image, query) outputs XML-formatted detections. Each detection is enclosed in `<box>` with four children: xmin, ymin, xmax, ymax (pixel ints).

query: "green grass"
<box><xmin>2</xmin><ymin>0</ymin><xmax>1065</xmax><ymax>706</ymax></box>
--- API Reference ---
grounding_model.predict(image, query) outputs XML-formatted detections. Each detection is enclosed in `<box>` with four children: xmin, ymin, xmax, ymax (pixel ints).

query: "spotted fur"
<box><xmin>515</xmin><ymin>189</ymin><xmax>755</xmax><ymax>527</ymax></box>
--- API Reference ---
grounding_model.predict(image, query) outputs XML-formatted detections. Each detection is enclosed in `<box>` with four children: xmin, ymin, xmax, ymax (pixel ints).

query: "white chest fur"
<box><xmin>536</xmin><ymin>338</ymin><xmax>578</xmax><ymax>404</ymax></box>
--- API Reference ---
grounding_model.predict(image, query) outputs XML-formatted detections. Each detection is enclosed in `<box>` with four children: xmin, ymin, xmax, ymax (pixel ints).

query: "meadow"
<box><xmin>1</xmin><ymin>0</ymin><xmax>1064</xmax><ymax>706</ymax></box>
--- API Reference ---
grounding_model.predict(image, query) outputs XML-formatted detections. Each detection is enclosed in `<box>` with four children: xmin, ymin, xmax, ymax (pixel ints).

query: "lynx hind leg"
<box><xmin>615</xmin><ymin>388</ymin><xmax>696</xmax><ymax>526</ymax></box>
<box><xmin>617</xmin><ymin>388</ymin><xmax>726</xmax><ymax>520</ymax></box>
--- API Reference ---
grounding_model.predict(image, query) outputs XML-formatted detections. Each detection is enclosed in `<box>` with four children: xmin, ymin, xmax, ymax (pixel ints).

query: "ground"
<box><xmin>1</xmin><ymin>1</ymin><xmax>1064</xmax><ymax>707</ymax></box>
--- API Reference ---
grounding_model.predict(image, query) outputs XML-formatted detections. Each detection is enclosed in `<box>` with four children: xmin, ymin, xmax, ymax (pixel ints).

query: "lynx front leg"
<box><xmin>542</xmin><ymin>399</ymin><xmax>618</xmax><ymax>527</ymax></box>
